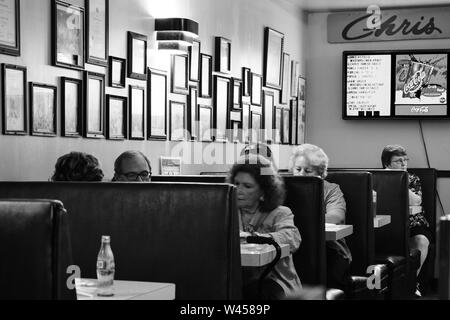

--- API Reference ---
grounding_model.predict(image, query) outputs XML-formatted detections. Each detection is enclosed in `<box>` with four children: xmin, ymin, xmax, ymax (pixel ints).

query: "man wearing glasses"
<box><xmin>112</xmin><ymin>150</ymin><xmax>152</xmax><ymax>182</ymax></box>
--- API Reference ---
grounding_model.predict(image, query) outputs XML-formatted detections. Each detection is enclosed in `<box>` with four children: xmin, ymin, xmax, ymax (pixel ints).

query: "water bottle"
<box><xmin>96</xmin><ymin>235</ymin><xmax>115</xmax><ymax>296</ymax></box>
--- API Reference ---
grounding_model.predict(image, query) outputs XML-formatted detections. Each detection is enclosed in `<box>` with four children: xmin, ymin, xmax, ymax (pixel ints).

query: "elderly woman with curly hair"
<box><xmin>51</xmin><ymin>152</ymin><xmax>104</xmax><ymax>182</ymax></box>
<box><xmin>227</xmin><ymin>154</ymin><xmax>302</xmax><ymax>300</ymax></box>
<box><xmin>290</xmin><ymin>144</ymin><xmax>352</xmax><ymax>291</ymax></box>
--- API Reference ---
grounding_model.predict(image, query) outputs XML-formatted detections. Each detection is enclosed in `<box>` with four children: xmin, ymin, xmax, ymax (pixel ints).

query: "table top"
<box><xmin>76</xmin><ymin>278</ymin><xmax>175</xmax><ymax>300</ymax></box>
<box><xmin>241</xmin><ymin>243</ymin><xmax>290</xmax><ymax>267</ymax></box>
<box><xmin>325</xmin><ymin>224</ymin><xmax>353</xmax><ymax>241</ymax></box>
<box><xmin>374</xmin><ymin>215</ymin><xmax>391</xmax><ymax>228</ymax></box>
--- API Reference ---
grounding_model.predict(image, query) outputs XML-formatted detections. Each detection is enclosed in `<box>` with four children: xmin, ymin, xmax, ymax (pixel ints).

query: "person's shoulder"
<box><xmin>270</xmin><ymin>205</ymin><xmax>293</xmax><ymax>216</ymax></box>
<box><xmin>324</xmin><ymin>180</ymin><xmax>343</xmax><ymax>193</ymax></box>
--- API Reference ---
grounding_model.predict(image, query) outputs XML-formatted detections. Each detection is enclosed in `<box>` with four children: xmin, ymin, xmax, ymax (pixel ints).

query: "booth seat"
<box><xmin>0</xmin><ymin>182</ymin><xmax>241</xmax><ymax>300</ymax></box>
<box><xmin>439</xmin><ymin>215</ymin><xmax>450</xmax><ymax>300</ymax></box>
<box><xmin>0</xmin><ymin>199</ymin><xmax>75</xmax><ymax>300</ymax></box>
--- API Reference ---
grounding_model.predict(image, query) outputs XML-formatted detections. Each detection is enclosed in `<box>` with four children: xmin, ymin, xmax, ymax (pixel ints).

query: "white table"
<box><xmin>374</xmin><ymin>215</ymin><xmax>391</xmax><ymax>228</ymax></box>
<box><xmin>76</xmin><ymin>278</ymin><xmax>175</xmax><ymax>300</ymax></box>
<box><xmin>325</xmin><ymin>224</ymin><xmax>353</xmax><ymax>241</ymax></box>
<box><xmin>241</xmin><ymin>243</ymin><xmax>290</xmax><ymax>267</ymax></box>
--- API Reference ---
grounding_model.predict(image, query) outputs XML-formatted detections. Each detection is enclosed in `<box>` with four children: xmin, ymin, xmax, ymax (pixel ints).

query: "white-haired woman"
<box><xmin>289</xmin><ymin>144</ymin><xmax>352</xmax><ymax>291</ymax></box>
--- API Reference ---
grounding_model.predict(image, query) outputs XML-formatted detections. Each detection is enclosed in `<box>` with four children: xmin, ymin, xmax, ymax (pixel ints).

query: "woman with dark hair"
<box><xmin>227</xmin><ymin>154</ymin><xmax>302</xmax><ymax>300</ymax></box>
<box><xmin>51</xmin><ymin>152</ymin><xmax>104</xmax><ymax>182</ymax></box>
<box><xmin>381</xmin><ymin>144</ymin><xmax>431</xmax><ymax>298</ymax></box>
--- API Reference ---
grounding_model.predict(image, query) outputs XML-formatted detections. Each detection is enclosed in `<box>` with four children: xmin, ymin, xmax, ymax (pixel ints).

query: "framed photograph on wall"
<box><xmin>250</xmin><ymin>72</ymin><xmax>262</xmax><ymax>106</ymax></box>
<box><xmin>290</xmin><ymin>99</ymin><xmax>298</xmax><ymax>145</ymax></box>
<box><xmin>29</xmin><ymin>82</ymin><xmax>57</xmax><ymax>137</ymax></box>
<box><xmin>242</xmin><ymin>103</ymin><xmax>250</xmax><ymax>144</ymax></box>
<box><xmin>242</xmin><ymin>67</ymin><xmax>251</xmax><ymax>97</ymax></box>
<box><xmin>148</xmin><ymin>68</ymin><xmax>167</xmax><ymax>140</ymax></box>
<box><xmin>61</xmin><ymin>77</ymin><xmax>82</xmax><ymax>138</ymax></box>
<box><xmin>1</xmin><ymin>64</ymin><xmax>27</xmax><ymax>135</ymax></box>
<box><xmin>106</xmin><ymin>94</ymin><xmax>127</xmax><ymax>140</ymax></box>
<box><xmin>280</xmin><ymin>53</ymin><xmax>290</xmax><ymax>104</ymax></box>
<box><xmin>298</xmin><ymin>76</ymin><xmax>306</xmax><ymax>102</ymax></box>
<box><xmin>127</xmin><ymin>31</ymin><xmax>147</xmax><ymax>80</ymax></box>
<box><xmin>169</xmin><ymin>101</ymin><xmax>186</xmax><ymax>141</ymax></box>
<box><xmin>189</xmin><ymin>39</ymin><xmax>201</xmax><ymax>82</ymax></box>
<box><xmin>200</xmin><ymin>53</ymin><xmax>212</xmax><ymax>98</ymax></box>
<box><xmin>129</xmin><ymin>85</ymin><xmax>145</xmax><ymax>140</ymax></box>
<box><xmin>282</xmin><ymin>108</ymin><xmax>290</xmax><ymax>145</ymax></box>
<box><xmin>231</xmin><ymin>78</ymin><xmax>242</xmax><ymax>109</ymax></box>
<box><xmin>262</xmin><ymin>90</ymin><xmax>274</xmax><ymax>143</ymax></box>
<box><xmin>215</xmin><ymin>37</ymin><xmax>231</xmax><ymax>74</ymax></box>
<box><xmin>214</xmin><ymin>75</ymin><xmax>230</xmax><ymax>142</ymax></box>
<box><xmin>171</xmin><ymin>54</ymin><xmax>189</xmax><ymax>95</ymax></box>
<box><xmin>84</xmin><ymin>71</ymin><xmax>105</xmax><ymax>139</ymax></box>
<box><xmin>263</xmin><ymin>27</ymin><xmax>284</xmax><ymax>90</ymax></box>
<box><xmin>199</xmin><ymin>104</ymin><xmax>213</xmax><ymax>142</ymax></box>
<box><xmin>86</xmin><ymin>0</ymin><xmax>109</xmax><ymax>66</ymax></box>
<box><xmin>298</xmin><ymin>101</ymin><xmax>306</xmax><ymax>145</ymax></box>
<box><xmin>229</xmin><ymin>110</ymin><xmax>242</xmax><ymax>143</ymax></box>
<box><xmin>188</xmin><ymin>86</ymin><xmax>198</xmax><ymax>140</ymax></box>
<box><xmin>291</xmin><ymin>60</ymin><xmax>300</xmax><ymax>98</ymax></box>
<box><xmin>108</xmin><ymin>56</ymin><xmax>126</xmax><ymax>88</ymax></box>
<box><xmin>274</xmin><ymin>106</ymin><xmax>282</xmax><ymax>144</ymax></box>
<box><xmin>0</xmin><ymin>0</ymin><xmax>20</xmax><ymax>56</ymax></box>
<box><xmin>250</xmin><ymin>110</ymin><xmax>262</xmax><ymax>143</ymax></box>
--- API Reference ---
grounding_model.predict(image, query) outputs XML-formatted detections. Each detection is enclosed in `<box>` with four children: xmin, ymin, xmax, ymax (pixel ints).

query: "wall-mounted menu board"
<box><xmin>343</xmin><ymin>50</ymin><xmax>449</xmax><ymax>119</ymax></box>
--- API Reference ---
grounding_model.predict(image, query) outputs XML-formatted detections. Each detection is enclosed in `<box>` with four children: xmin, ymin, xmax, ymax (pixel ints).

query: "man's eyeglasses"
<box><xmin>122</xmin><ymin>171</ymin><xmax>151</xmax><ymax>181</ymax></box>
<box><xmin>391</xmin><ymin>158</ymin><xmax>409</xmax><ymax>164</ymax></box>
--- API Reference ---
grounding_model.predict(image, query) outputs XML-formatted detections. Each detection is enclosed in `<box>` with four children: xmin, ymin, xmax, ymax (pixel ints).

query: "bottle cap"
<box><xmin>101</xmin><ymin>235</ymin><xmax>111</xmax><ymax>242</ymax></box>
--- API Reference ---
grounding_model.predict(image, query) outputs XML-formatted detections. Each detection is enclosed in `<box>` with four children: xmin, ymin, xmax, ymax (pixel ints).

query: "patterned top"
<box><xmin>408</xmin><ymin>173</ymin><xmax>430</xmax><ymax>229</ymax></box>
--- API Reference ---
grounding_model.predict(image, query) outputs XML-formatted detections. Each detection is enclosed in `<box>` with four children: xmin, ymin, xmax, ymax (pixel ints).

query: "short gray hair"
<box><xmin>289</xmin><ymin>144</ymin><xmax>329</xmax><ymax>178</ymax></box>
<box><xmin>114</xmin><ymin>150</ymin><xmax>151</xmax><ymax>175</ymax></box>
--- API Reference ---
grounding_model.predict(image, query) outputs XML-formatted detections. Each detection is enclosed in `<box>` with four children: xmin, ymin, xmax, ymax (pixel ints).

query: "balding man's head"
<box><xmin>113</xmin><ymin>151</ymin><xmax>152</xmax><ymax>182</ymax></box>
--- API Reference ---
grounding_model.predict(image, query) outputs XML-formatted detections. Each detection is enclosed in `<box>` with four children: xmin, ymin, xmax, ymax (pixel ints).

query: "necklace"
<box><xmin>241</xmin><ymin>207</ymin><xmax>259</xmax><ymax>233</ymax></box>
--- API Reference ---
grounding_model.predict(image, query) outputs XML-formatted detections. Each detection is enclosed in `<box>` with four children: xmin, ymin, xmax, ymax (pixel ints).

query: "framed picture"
<box><xmin>61</xmin><ymin>77</ymin><xmax>82</xmax><ymax>138</ymax></box>
<box><xmin>263</xmin><ymin>27</ymin><xmax>284</xmax><ymax>90</ymax></box>
<box><xmin>189</xmin><ymin>39</ymin><xmax>201</xmax><ymax>82</ymax></box>
<box><xmin>280</xmin><ymin>53</ymin><xmax>290</xmax><ymax>104</ymax></box>
<box><xmin>298</xmin><ymin>76</ymin><xmax>306</xmax><ymax>102</ymax></box>
<box><xmin>200</xmin><ymin>53</ymin><xmax>212</xmax><ymax>98</ymax></box>
<box><xmin>215</xmin><ymin>37</ymin><xmax>231</xmax><ymax>74</ymax></box>
<box><xmin>290</xmin><ymin>99</ymin><xmax>298</xmax><ymax>145</ymax></box>
<box><xmin>160</xmin><ymin>156</ymin><xmax>182</xmax><ymax>176</ymax></box>
<box><xmin>214</xmin><ymin>75</ymin><xmax>230</xmax><ymax>142</ymax></box>
<box><xmin>169</xmin><ymin>101</ymin><xmax>186</xmax><ymax>141</ymax></box>
<box><xmin>231</xmin><ymin>78</ymin><xmax>242</xmax><ymax>109</ymax></box>
<box><xmin>0</xmin><ymin>0</ymin><xmax>20</xmax><ymax>56</ymax></box>
<box><xmin>1</xmin><ymin>64</ymin><xmax>27</xmax><ymax>135</ymax></box>
<box><xmin>127</xmin><ymin>31</ymin><xmax>147</xmax><ymax>80</ymax></box>
<box><xmin>198</xmin><ymin>105</ymin><xmax>213</xmax><ymax>142</ymax></box>
<box><xmin>229</xmin><ymin>110</ymin><xmax>242</xmax><ymax>143</ymax></box>
<box><xmin>29</xmin><ymin>83</ymin><xmax>57</xmax><ymax>137</ymax></box>
<box><xmin>282</xmin><ymin>108</ymin><xmax>290</xmax><ymax>145</ymax></box>
<box><xmin>84</xmin><ymin>71</ymin><xmax>105</xmax><ymax>139</ymax></box>
<box><xmin>86</xmin><ymin>0</ymin><xmax>109</xmax><ymax>66</ymax></box>
<box><xmin>148</xmin><ymin>68</ymin><xmax>167</xmax><ymax>140</ymax></box>
<box><xmin>188</xmin><ymin>86</ymin><xmax>198</xmax><ymax>140</ymax></box>
<box><xmin>108</xmin><ymin>56</ymin><xmax>126</xmax><ymax>88</ymax></box>
<box><xmin>250</xmin><ymin>110</ymin><xmax>262</xmax><ymax>143</ymax></box>
<box><xmin>129</xmin><ymin>85</ymin><xmax>145</xmax><ymax>140</ymax></box>
<box><xmin>250</xmin><ymin>73</ymin><xmax>262</xmax><ymax>106</ymax></box>
<box><xmin>52</xmin><ymin>0</ymin><xmax>85</xmax><ymax>70</ymax></box>
<box><xmin>274</xmin><ymin>107</ymin><xmax>282</xmax><ymax>144</ymax></box>
<box><xmin>242</xmin><ymin>67</ymin><xmax>251</xmax><ymax>97</ymax></box>
<box><xmin>171</xmin><ymin>54</ymin><xmax>189</xmax><ymax>94</ymax></box>
<box><xmin>242</xmin><ymin>103</ymin><xmax>250</xmax><ymax>143</ymax></box>
<box><xmin>298</xmin><ymin>101</ymin><xmax>306</xmax><ymax>145</ymax></box>
<box><xmin>291</xmin><ymin>60</ymin><xmax>300</xmax><ymax>98</ymax></box>
<box><xmin>106</xmin><ymin>94</ymin><xmax>127</xmax><ymax>140</ymax></box>
<box><xmin>262</xmin><ymin>90</ymin><xmax>274</xmax><ymax>143</ymax></box>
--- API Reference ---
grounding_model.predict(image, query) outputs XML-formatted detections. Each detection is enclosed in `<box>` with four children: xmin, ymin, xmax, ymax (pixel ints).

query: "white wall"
<box><xmin>0</xmin><ymin>0</ymin><xmax>307</xmax><ymax>180</ymax></box>
<box><xmin>306</xmin><ymin>11</ymin><xmax>450</xmax><ymax>217</ymax></box>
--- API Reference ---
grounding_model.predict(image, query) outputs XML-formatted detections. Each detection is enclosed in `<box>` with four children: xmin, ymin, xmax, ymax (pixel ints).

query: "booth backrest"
<box><xmin>0</xmin><ymin>182</ymin><xmax>241</xmax><ymax>300</ymax></box>
<box><xmin>439</xmin><ymin>216</ymin><xmax>450</xmax><ymax>300</ymax></box>
<box><xmin>282</xmin><ymin>176</ymin><xmax>326</xmax><ymax>286</ymax></box>
<box><xmin>152</xmin><ymin>175</ymin><xmax>227</xmax><ymax>183</ymax></box>
<box><xmin>0</xmin><ymin>199</ymin><xmax>75</xmax><ymax>300</ymax></box>
<box><xmin>326</xmin><ymin>172</ymin><xmax>375</xmax><ymax>275</ymax></box>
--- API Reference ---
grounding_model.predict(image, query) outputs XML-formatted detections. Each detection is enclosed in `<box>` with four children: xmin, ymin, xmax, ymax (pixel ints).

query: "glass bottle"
<box><xmin>96</xmin><ymin>235</ymin><xmax>115</xmax><ymax>296</ymax></box>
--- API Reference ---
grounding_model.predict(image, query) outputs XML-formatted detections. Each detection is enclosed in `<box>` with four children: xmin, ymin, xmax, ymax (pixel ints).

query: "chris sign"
<box><xmin>327</xmin><ymin>6</ymin><xmax>450</xmax><ymax>43</ymax></box>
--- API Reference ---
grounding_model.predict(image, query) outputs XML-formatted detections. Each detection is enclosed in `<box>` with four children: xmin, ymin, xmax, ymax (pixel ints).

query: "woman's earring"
<box><xmin>260</xmin><ymin>195</ymin><xmax>265</xmax><ymax>202</ymax></box>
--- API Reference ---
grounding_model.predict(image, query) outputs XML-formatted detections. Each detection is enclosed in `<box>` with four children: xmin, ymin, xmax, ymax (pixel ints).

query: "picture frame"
<box><xmin>250</xmin><ymin>110</ymin><xmax>262</xmax><ymax>143</ymax></box>
<box><xmin>129</xmin><ymin>85</ymin><xmax>145</xmax><ymax>140</ymax></box>
<box><xmin>280</xmin><ymin>52</ymin><xmax>290</xmax><ymax>104</ymax></box>
<box><xmin>229</xmin><ymin>110</ymin><xmax>242</xmax><ymax>143</ymax></box>
<box><xmin>160</xmin><ymin>156</ymin><xmax>182</xmax><ymax>176</ymax></box>
<box><xmin>291</xmin><ymin>60</ymin><xmax>300</xmax><ymax>98</ymax></box>
<box><xmin>171</xmin><ymin>54</ymin><xmax>189</xmax><ymax>95</ymax></box>
<box><xmin>61</xmin><ymin>77</ymin><xmax>83</xmax><ymax>138</ymax></box>
<box><xmin>262</xmin><ymin>90</ymin><xmax>274</xmax><ymax>143</ymax></box>
<box><xmin>298</xmin><ymin>101</ymin><xmax>306</xmax><ymax>145</ymax></box>
<box><xmin>84</xmin><ymin>71</ymin><xmax>105</xmax><ymax>139</ymax></box>
<box><xmin>250</xmin><ymin>72</ymin><xmax>262</xmax><ymax>106</ymax></box>
<box><xmin>188</xmin><ymin>86</ymin><xmax>198</xmax><ymax>141</ymax></box>
<box><xmin>242</xmin><ymin>103</ymin><xmax>250</xmax><ymax>144</ymax></box>
<box><xmin>213</xmin><ymin>75</ymin><xmax>231</xmax><ymax>142</ymax></box>
<box><xmin>108</xmin><ymin>56</ymin><xmax>126</xmax><ymax>88</ymax></box>
<box><xmin>29</xmin><ymin>82</ymin><xmax>57</xmax><ymax>137</ymax></box>
<box><xmin>189</xmin><ymin>39</ymin><xmax>201</xmax><ymax>82</ymax></box>
<box><xmin>282</xmin><ymin>108</ymin><xmax>290</xmax><ymax>145</ymax></box>
<box><xmin>200</xmin><ymin>53</ymin><xmax>212</xmax><ymax>98</ymax></box>
<box><xmin>106</xmin><ymin>94</ymin><xmax>127</xmax><ymax>140</ymax></box>
<box><xmin>169</xmin><ymin>101</ymin><xmax>186</xmax><ymax>141</ymax></box>
<box><xmin>1</xmin><ymin>64</ymin><xmax>27</xmax><ymax>135</ymax></box>
<box><xmin>274</xmin><ymin>107</ymin><xmax>282</xmax><ymax>144</ymax></box>
<box><xmin>127</xmin><ymin>31</ymin><xmax>147</xmax><ymax>80</ymax></box>
<box><xmin>215</xmin><ymin>37</ymin><xmax>231</xmax><ymax>74</ymax></box>
<box><xmin>263</xmin><ymin>27</ymin><xmax>284</xmax><ymax>90</ymax></box>
<box><xmin>198</xmin><ymin>104</ymin><xmax>213</xmax><ymax>142</ymax></box>
<box><xmin>0</xmin><ymin>0</ymin><xmax>20</xmax><ymax>56</ymax></box>
<box><xmin>86</xmin><ymin>0</ymin><xmax>109</xmax><ymax>66</ymax></box>
<box><xmin>231</xmin><ymin>78</ymin><xmax>243</xmax><ymax>109</ymax></box>
<box><xmin>290</xmin><ymin>99</ymin><xmax>298</xmax><ymax>145</ymax></box>
<box><xmin>52</xmin><ymin>0</ymin><xmax>85</xmax><ymax>70</ymax></box>
<box><xmin>147</xmin><ymin>68</ymin><xmax>167</xmax><ymax>141</ymax></box>
<box><xmin>298</xmin><ymin>76</ymin><xmax>306</xmax><ymax>102</ymax></box>
<box><xmin>242</xmin><ymin>67</ymin><xmax>251</xmax><ymax>97</ymax></box>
